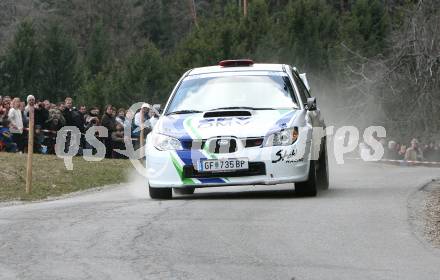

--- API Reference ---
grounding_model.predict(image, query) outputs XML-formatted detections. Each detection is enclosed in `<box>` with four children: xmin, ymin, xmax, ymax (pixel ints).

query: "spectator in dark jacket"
<box><xmin>62</xmin><ymin>97</ymin><xmax>73</xmax><ymax>126</ymax></box>
<box><xmin>37</xmin><ymin>100</ymin><xmax>50</xmax><ymax>128</ymax></box>
<box><xmin>62</xmin><ymin>97</ymin><xmax>85</xmax><ymax>154</ymax></box>
<box><xmin>102</xmin><ymin>105</ymin><xmax>117</xmax><ymax>132</ymax></box>
<box><xmin>101</xmin><ymin>105</ymin><xmax>117</xmax><ymax>158</ymax></box>
<box><xmin>63</xmin><ymin>97</ymin><xmax>85</xmax><ymax>133</ymax></box>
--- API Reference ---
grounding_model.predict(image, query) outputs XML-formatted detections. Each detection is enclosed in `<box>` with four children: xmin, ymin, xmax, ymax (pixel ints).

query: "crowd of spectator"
<box><xmin>0</xmin><ymin>95</ymin><xmax>159</xmax><ymax>158</ymax></box>
<box><xmin>357</xmin><ymin>137</ymin><xmax>440</xmax><ymax>163</ymax></box>
<box><xmin>381</xmin><ymin>138</ymin><xmax>440</xmax><ymax>162</ymax></box>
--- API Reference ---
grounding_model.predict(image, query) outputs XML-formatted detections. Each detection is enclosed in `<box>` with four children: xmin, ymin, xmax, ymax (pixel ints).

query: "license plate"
<box><xmin>198</xmin><ymin>158</ymin><xmax>249</xmax><ymax>172</ymax></box>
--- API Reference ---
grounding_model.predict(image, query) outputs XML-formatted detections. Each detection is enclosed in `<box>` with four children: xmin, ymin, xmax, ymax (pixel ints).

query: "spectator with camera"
<box><xmin>134</xmin><ymin>103</ymin><xmax>152</xmax><ymax>137</ymax></box>
<box><xmin>85</xmin><ymin>107</ymin><xmax>101</xmax><ymax>130</ymax></box>
<box><xmin>1</xmin><ymin>96</ymin><xmax>12</xmax><ymax>120</ymax></box>
<box><xmin>116</xmin><ymin>108</ymin><xmax>126</xmax><ymax>126</ymax></box>
<box><xmin>43</xmin><ymin>107</ymin><xmax>65</xmax><ymax>154</ymax></box>
<box><xmin>111</xmin><ymin>123</ymin><xmax>127</xmax><ymax>159</ymax></box>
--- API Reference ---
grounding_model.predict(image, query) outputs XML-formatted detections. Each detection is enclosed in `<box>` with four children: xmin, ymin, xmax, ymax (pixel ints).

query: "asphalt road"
<box><xmin>1</xmin><ymin>162</ymin><xmax>439</xmax><ymax>280</ymax></box>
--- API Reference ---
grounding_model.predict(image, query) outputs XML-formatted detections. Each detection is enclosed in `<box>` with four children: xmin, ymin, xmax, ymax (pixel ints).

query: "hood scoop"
<box><xmin>203</xmin><ymin>110</ymin><xmax>252</xmax><ymax>118</ymax></box>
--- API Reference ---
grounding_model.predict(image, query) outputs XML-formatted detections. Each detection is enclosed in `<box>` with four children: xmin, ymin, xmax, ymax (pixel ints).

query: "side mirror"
<box><xmin>299</xmin><ymin>73</ymin><xmax>311</xmax><ymax>91</ymax></box>
<box><xmin>306</xmin><ymin>97</ymin><xmax>317</xmax><ymax>111</ymax></box>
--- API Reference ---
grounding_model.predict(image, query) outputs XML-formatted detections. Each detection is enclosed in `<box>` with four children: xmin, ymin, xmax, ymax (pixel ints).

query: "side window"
<box><xmin>292</xmin><ymin>73</ymin><xmax>309</xmax><ymax>105</ymax></box>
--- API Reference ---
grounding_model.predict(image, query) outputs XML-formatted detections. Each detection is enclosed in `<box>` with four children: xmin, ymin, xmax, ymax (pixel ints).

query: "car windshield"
<box><xmin>166</xmin><ymin>73</ymin><xmax>298</xmax><ymax>114</ymax></box>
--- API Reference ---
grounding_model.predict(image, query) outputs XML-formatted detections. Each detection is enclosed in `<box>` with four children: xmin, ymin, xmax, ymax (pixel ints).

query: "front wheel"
<box><xmin>317</xmin><ymin>143</ymin><xmax>329</xmax><ymax>190</ymax></box>
<box><xmin>149</xmin><ymin>185</ymin><xmax>172</xmax><ymax>199</ymax></box>
<box><xmin>295</xmin><ymin>160</ymin><xmax>318</xmax><ymax>197</ymax></box>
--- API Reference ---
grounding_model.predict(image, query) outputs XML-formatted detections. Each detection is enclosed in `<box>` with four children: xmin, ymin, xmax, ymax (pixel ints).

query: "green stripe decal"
<box><xmin>170</xmin><ymin>152</ymin><xmax>195</xmax><ymax>185</ymax></box>
<box><xmin>277</xmin><ymin>109</ymin><xmax>292</xmax><ymax>117</ymax></box>
<box><xmin>184</xmin><ymin>117</ymin><xmax>202</xmax><ymax>139</ymax></box>
<box><xmin>185</xmin><ymin>116</ymin><xmax>217</xmax><ymax>159</ymax></box>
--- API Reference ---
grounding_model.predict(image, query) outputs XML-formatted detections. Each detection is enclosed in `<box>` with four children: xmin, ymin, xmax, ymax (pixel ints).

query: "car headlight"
<box><xmin>153</xmin><ymin>133</ymin><xmax>183</xmax><ymax>151</ymax></box>
<box><xmin>265</xmin><ymin>127</ymin><xmax>299</xmax><ymax>146</ymax></box>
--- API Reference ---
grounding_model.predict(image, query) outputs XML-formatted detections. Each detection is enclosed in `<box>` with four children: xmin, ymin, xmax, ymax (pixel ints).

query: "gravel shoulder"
<box><xmin>424</xmin><ymin>180</ymin><xmax>440</xmax><ymax>247</ymax></box>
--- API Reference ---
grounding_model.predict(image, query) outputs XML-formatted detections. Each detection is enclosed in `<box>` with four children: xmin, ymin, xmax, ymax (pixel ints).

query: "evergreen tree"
<box><xmin>239</xmin><ymin>0</ymin><xmax>273</xmax><ymax>57</ymax></box>
<box><xmin>340</xmin><ymin>0</ymin><xmax>390</xmax><ymax>56</ymax></box>
<box><xmin>77</xmin><ymin>70</ymin><xmax>111</xmax><ymax>108</ymax></box>
<box><xmin>171</xmin><ymin>2</ymin><xmax>246</xmax><ymax>71</ymax></box>
<box><xmin>122</xmin><ymin>41</ymin><xmax>168</xmax><ymax>103</ymax></box>
<box><xmin>40</xmin><ymin>22</ymin><xmax>79</xmax><ymax>101</ymax></box>
<box><xmin>139</xmin><ymin>0</ymin><xmax>169</xmax><ymax>49</ymax></box>
<box><xmin>85</xmin><ymin>22</ymin><xmax>110</xmax><ymax>77</ymax></box>
<box><xmin>281</xmin><ymin>0</ymin><xmax>338</xmax><ymax>73</ymax></box>
<box><xmin>2</xmin><ymin>21</ymin><xmax>41</xmax><ymax>98</ymax></box>
<box><xmin>139</xmin><ymin>0</ymin><xmax>193</xmax><ymax>51</ymax></box>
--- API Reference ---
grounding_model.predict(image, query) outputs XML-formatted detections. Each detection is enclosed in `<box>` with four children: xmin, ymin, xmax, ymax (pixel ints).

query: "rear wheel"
<box><xmin>295</xmin><ymin>160</ymin><xmax>318</xmax><ymax>197</ymax></box>
<box><xmin>173</xmin><ymin>187</ymin><xmax>195</xmax><ymax>195</ymax></box>
<box><xmin>149</xmin><ymin>185</ymin><xmax>172</xmax><ymax>199</ymax></box>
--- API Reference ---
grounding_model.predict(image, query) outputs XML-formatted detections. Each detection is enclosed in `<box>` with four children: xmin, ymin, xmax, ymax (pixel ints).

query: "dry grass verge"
<box><xmin>0</xmin><ymin>152</ymin><xmax>131</xmax><ymax>201</ymax></box>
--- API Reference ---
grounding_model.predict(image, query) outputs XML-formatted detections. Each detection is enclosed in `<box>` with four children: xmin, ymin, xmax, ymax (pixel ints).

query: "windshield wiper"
<box><xmin>166</xmin><ymin>110</ymin><xmax>202</xmax><ymax>115</ymax></box>
<box><xmin>210</xmin><ymin>106</ymin><xmax>276</xmax><ymax>111</ymax></box>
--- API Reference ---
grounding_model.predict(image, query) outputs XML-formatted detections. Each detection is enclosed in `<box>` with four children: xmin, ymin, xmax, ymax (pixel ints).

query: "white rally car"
<box><xmin>146</xmin><ymin>59</ymin><xmax>329</xmax><ymax>199</ymax></box>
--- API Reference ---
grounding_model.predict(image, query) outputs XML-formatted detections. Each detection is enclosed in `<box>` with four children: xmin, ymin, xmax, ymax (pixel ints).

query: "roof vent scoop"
<box><xmin>219</xmin><ymin>59</ymin><xmax>254</xmax><ymax>67</ymax></box>
<box><xmin>203</xmin><ymin>110</ymin><xmax>252</xmax><ymax>118</ymax></box>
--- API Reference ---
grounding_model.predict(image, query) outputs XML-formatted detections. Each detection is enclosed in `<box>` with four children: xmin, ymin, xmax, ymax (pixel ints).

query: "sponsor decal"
<box><xmin>272</xmin><ymin>148</ymin><xmax>303</xmax><ymax>163</ymax></box>
<box><xmin>197</xmin><ymin>117</ymin><xmax>251</xmax><ymax>128</ymax></box>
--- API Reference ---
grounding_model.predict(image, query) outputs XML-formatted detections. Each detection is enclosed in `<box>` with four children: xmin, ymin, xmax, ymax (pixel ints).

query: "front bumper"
<box><xmin>146</xmin><ymin>140</ymin><xmax>312</xmax><ymax>189</ymax></box>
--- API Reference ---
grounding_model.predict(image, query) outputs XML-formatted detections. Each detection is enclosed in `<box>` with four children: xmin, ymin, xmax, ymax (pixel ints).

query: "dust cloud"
<box><xmin>125</xmin><ymin>168</ymin><xmax>150</xmax><ymax>199</ymax></box>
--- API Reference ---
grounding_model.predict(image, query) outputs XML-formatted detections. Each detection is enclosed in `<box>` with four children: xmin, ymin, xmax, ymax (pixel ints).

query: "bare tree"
<box><xmin>339</xmin><ymin>0</ymin><xmax>440</xmax><ymax>141</ymax></box>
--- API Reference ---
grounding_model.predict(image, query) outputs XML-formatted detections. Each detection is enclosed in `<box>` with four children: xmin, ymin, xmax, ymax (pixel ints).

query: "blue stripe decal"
<box><xmin>175</xmin><ymin>150</ymin><xmax>227</xmax><ymax>184</ymax></box>
<box><xmin>173</xmin><ymin>117</ymin><xmax>185</xmax><ymax>129</ymax></box>
<box><xmin>160</xmin><ymin>115</ymin><xmax>192</xmax><ymax>140</ymax></box>
<box><xmin>276</xmin><ymin>110</ymin><xmax>295</xmax><ymax>127</ymax></box>
<box><xmin>198</xmin><ymin>178</ymin><xmax>226</xmax><ymax>184</ymax></box>
<box><xmin>265</xmin><ymin>110</ymin><xmax>296</xmax><ymax>137</ymax></box>
<box><xmin>176</xmin><ymin>150</ymin><xmax>198</xmax><ymax>166</ymax></box>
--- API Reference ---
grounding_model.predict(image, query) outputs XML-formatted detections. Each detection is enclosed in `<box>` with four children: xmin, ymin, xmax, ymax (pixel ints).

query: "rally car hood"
<box><xmin>156</xmin><ymin>109</ymin><xmax>306</xmax><ymax>140</ymax></box>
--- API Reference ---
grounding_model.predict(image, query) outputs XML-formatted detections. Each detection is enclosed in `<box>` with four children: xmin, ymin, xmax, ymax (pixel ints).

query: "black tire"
<box><xmin>317</xmin><ymin>142</ymin><xmax>329</xmax><ymax>190</ymax></box>
<box><xmin>173</xmin><ymin>187</ymin><xmax>195</xmax><ymax>195</ymax></box>
<box><xmin>295</xmin><ymin>160</ymin><xmax>318</xmax><ymax>197</ymax></box>
<box><xmin>149</xmin><ymin>186</ymin><xmax>172</xmax><ymax>199</ymax></box>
